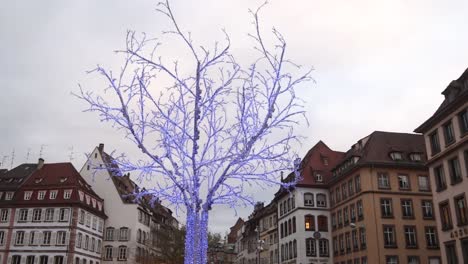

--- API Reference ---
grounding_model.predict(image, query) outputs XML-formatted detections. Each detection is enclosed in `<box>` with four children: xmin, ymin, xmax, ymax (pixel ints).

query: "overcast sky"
<box><xmin>1</xmin><ymin>0</ymin><xmax>467</xmax><ymax>235</ymax></box>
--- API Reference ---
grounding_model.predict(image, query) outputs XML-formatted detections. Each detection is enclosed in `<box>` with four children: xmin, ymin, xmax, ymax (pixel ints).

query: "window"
<box><xmin>317</xmin><ymin>194</ymin><xmax>327</xmax><ymax>207</ymax></box>
<box><xmin>352</xmin><ymin>230</ymin><xmax>358</xmax><ymax>250</ymax></box>
<box><xmin>5</xmin><ymin>192</ymin><xmax>14</xmax><ymax>200</ymax></box>
<box><xmin>105</xmin><ymin>246</ymin><xmax>113</xmax><ymax>260</ymax></box>
<box><xmin>429</xmin><ymin>131</ymin><xmax>440</xmax><ymax>155</ymax></box>
<box><xmin>45</xmin><ymin>208</ymin><xmax>54</xmax><ymax>222</ymax></box>
<box><xmin>318</xmin><ymin>239</ymin><xmax>329</xmax><ymax>257</ymax></box>
<box><xmin>449</xmin><ymin>157</ymin><xmax>462</xmax><ymax>184</ymax></box>
<box><xmin>444</xmin><ymin>121</ymin><xmax>455</xmax><ymax>145</ymax></box>
<box><xmin>279</xmin><ymin>203</ymin><xmax>283</xmax><ymax>215</ymax></box>
<box><xmin>12</xmin><ymin>256</ymin><xmax>21</xmax><ymax>264</ymax></box>
<box><xmin>357</xmin><ymin>200</ymin><xmax>363</xmax><ymax>220</ymax></box>
<box><xmin>383</xmin><ymin>225</ymin><xmax>396</xmax><ymax>247</ymax></box>
<box><xmin>91</xmin><ymin>237</ymin><xmax>96</xmax><ymax>252</ymax></box>
<box><xmin>316</xmin><ymin>173</ymin><xmax>323</xmax><ymax>182</ymax></box>
<box><xmin>38</xmin><ymin>191</ymin><xmax>46</xmax><ymax>200</ymax></box>
<box><xmin>378</xmin><ymin>172</ymin><xmax>390</xmax><ymax>188</ymax></box>
<box><xmin>64</xmin><ymin>190</ymin><xmax>72</xmax><ymax>199</ymax></box>
<box><xmin>350</xmin><ymin>204</ymin><xmax>356</xmax><ymax>222</ymax></box>
<box><xmin>39</xmin><ymin>256</ymin><xmax>48</xmax><ymax>264</ymax></box>
<box><xmin>425</xmin><ymin>226</ymin><xmax>438</xmax><ymax>248</ymax></box>
<box><xmin>24</xmin><ymin>191</ymin><xmax>32</xmax><ymax>200</ymax></box>
<box><xmin>305</xmin><ymin>215</ymin><xmax>315</xmax><ymax>231</ymax></box>
<box><xmin>401</xmin><ymin>199</ymin><xmax>414</xmax><ymax>218</ymax></box>
<box><xmin>59</xmin><ymin>208</ymin><xmax>69</xmax><ymax>222</ymax></box>
<box><xmin>434</xmin><ymin>165</ymin><xmax>447</xmax><ymax>191</ymax></box>
<box><xmin>336</xmin><ymin>187</ymin><xmax>341</xmax><ymax>202</ymax></box>
<box><xmin>390</xmin><ymin>152</ymin><xmax>403</xmax><ymax>161</ymax></box>
<box><xmin>84</xmin><ymin>235</ymin><xmax>89</xmax><ymax>250</ymax></box>
<box><xmin>344</xmin><ymin>207</ymin><xmax>349</xmax><ymax>225</ymax></box>
<box><xmin>26</xmin><ymin>256</ymin><xmax>35</xmax><ymax>264</ymax></box>
<box><xmin>440</xmin><ymin>201</ymin><xmax>453</xmax><ymax>230</ymax></box>
<box><xmin>386</xmin><ymin>256</ymin><xmax>398</xmax><ymax>264</ymax></box>
<box><xmin>458</xmin><ymin>108</ymin><xmax>468</xmax><ymax>134</ymax></box>
<box><xmin>15</xmin><ymin>231</ymin><xmax>25</xmax><ymax>245</ymax></box>
<box><xmin>422</xmin><ymin>200</ymin><xmax>434</xmax><ymax>219</ymax></box>
<box><xmin>445</xmin><ymin>241</ymin><xmax>458</xmax><ymax>264</ymax></box>
<box><xmin>49</xmin><ymin>190</ymin><xmax>58</xmax><ymax>199</ymax></box>
<box><xmin>19</xmin><ymin>209</ymin><xmax>28</xmax><ymax>222</ymax></box>
<box><xmin>92</xmin><ymin>216</ymin><xmax>97</xmax><ymax>230</ymax></box>
<box><xmin>337</xmin><ymin>210</ymin><xmax>343</xmax><ymax>226</ymax></box>
<box><xmin>410</xmin><ymin>153</ymin><xmax>422</xmax><ymax>161</ymax></box>
<box><xmin>381</xmin><ymin>198</ymin><xmax>393</xmax><ymax>218</ymax></box>
<box><xmin>86</xmin><ymin>213</ymin><xmax>91</xmax><ymax>227</ymax></box>
<box><xmin>97</xmin><ymin>240</ymin><xmax>102</xmax><ymax>253</ymax></box>
<box><xmin>53</xmin><ymin>256</ymin><xmax>64</xmax><ymax>264</ymax></box>
<box><xmin>454</xmin><ymin>194</ymin><xmax>468</xmax><ymax>226</ymax></box>
<box><xmin>105</xmin><ymin>227</ymin><xmax>115</xmax><ymax>240</ymax></box>
<box><xmin>317</xmin><ymin>215</ymin><xmax>328</xmax><ymax>231</ymax></box>
<box><xmin>361</xmin><ymin>228</ymin><xmax>369</xmax><ymax>249</ymax></box>
<box><xmin>404</xmin><ymin>226</ymin><xmax>417</xmax><ymax>248</ymax></box>
<box><xmin>342</xmin><ymin>183</ymin><xmax>347</xmax><ymax>199</ymax></box>
<box><xmin>119</xmin><ymin>227</ymin><xmax>129</xmax><ymax>240</ymax></box>
<box><xmin>355</xmin><ymin>175</ymin><xmax>361</xmax><ymax>192</ymax></box>
<box><xmin>406</xmin><ymin>256</ymin><xmax>419</xmax><ymax>264</ymax></box>
<box><xmin>348</xmin><ymin>179</ymin><xmax>354</xmax><ymax>196</ymax></box>
<box><xmin>118</xmin><ymin>246</ymin><xmax>128</xmax><ymax>260</ymax></box>
<box><xmin>56</xmin><ymin>231</ymin><xmax>66</xmax><ymax>245</ymax></box>
<box><xmin>345</xmin><ymin>232</ymin><xmax>351</xmax><ymax>252</ymax></box>
<box><xmin>1</xmin><ymin>209</ymin><xmax>9</xmax><ymax>222</ymax></box>
<box><xmin>43</xmin><ymin>231</ymin><xmax>51</xmax><ymax>245</ymax></box>
<box><xmin>304</xmin><ymin>193</ymin><xmax>314</xmax><ymax>206</ymax></box>
<box><xmin>77</xmin><ymin>233</ymin><xmax>82</xmax><ymax>248</ymax></box>
<box><xmin>305</xmin><ymin>238</ymin><xmax>316</xmax><ymax>256</ymax></box>
<box><xmin>398</xmin><ymin>175</ymin><xmax>410</xmax><ymax>189</ymax></box>
<box><xmin>33</xmin><ymin>209</ymin><xmax>42</xmax><ymax>222</ymax></box>
<box><xmin>79</xmin><ymin>210</ymin><xmax>85</xmax><ymax>224</ymax></box>
<box><xmin>331</xmin><ymin>214</ymin><xmax>336</xmax><ymax>229</ymax></box>
<box><xmin>418</xmin><ymin>175</ymin><xmax>430</xmax><ymax>191</ymax></box>
<box><xmin>0</xmin><ymin>231</ymin><xmax>4</xmax><ymax>245</ymax></box>
<box><xmin>339</xmin><ymin>235</ymin><xmax>345</xmax><ymax>254</ymax></box>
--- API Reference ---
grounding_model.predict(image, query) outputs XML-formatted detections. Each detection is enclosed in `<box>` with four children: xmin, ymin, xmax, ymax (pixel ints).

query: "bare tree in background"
<box><xmin>76</xmin><ymin>1</ymin><xmax>311</xmax><ymax>263</ymax></box>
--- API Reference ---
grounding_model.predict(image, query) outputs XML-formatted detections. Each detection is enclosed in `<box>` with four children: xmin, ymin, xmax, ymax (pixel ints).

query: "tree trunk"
<box><xmin>184</xmin><ymin>208</ymin><xmax>210</xmax><ymax>264</ymax></box>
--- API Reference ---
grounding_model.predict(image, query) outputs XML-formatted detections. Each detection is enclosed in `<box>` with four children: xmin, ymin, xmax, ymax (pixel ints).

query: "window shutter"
<box><xmin>27</xmin><ymin>209</ymin><xmax>33</xmax><ymax>222</ymax></box>
<box><xmin>14</xmin><ymin>209</ymin><xmax>18</xmax><ymax>222</ymax></box>
<box><xmin>51</xmin><ymin>232</ymin><xmax>57</xmax><ymax>245</ymax></box>
<box><xmin>114</xmin><ymin>229</ymin><xmax>119</xmax><ymax>241</ymax></box>
<box><xmin>20</xmin><ymin>257</ymin><xmax>25</xmax><ymax>264</ymax></box>
<box><xmin>13</xmin><ymin>232</ymin><xmax>17</xmax><ymax>245</ymax></box>
<box><xmin>24</xmin><ymin>232</ymin><xmax>29</xmax><ymax>245</ymax></box>
<box><xmin>35</xmin><ymin>232</ymin><xmax>42</xmax><ymax>245</ymax></box>
<box><xmin>127</xmin><ymin>229</ymin><xmax>131</xmax><ymax>241</ymax></box>
<box><xmin>64</xmin><ymin>209</ymin><xmax>70</xmax><ymax>222</ymax></box>
<box><xmin>34</xmin><ymin>257</ymin><xmax>39</xmax><ymax>264</ymax></box>
<box><xmin>54</xmin><ymin>209</ymin><xmax>60</xmax><ymax>222</ymax></box>
<box><xmin>65</xmin><ymin>231</ymin><xmax>70</xmax><ymax>245</ymax></box>
<box><xmin>126</xmin><ymin>247</ymin><xmax>130</xmax><ymax>259</ymax></box>
<box><xmin>113</xmin><ymin>246</ymin><xmax>118</xmax><ymax>258</ymax></box>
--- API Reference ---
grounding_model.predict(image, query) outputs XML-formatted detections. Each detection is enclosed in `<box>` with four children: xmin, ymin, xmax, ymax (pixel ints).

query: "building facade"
<box><xmin>79</xmin><ymin>144</ymin><xmax>178</xmax><ymax>264</ymax></box>
<box><xmin>415</xmin><ymin>68</ymin><xmax>468</xmax><ymax>264</ymax></box>
<box><xmin>258</xmin><ymin>202</ymin><xmax>278</xmax><ymax>264</ymax></box>
<box><xmin>1</xmin><ymin>160</ymin><xmax>106</xmax><ymax>264</ymax></box>
<box><xmin>329</xmin><ymin>131</ymin><xmax>441</xmax><ymax>264</ymax></box>
<box><xmin>276</xmin><ymin>141</ymin><xmax>344</xmax><ymax>264</ymax></box>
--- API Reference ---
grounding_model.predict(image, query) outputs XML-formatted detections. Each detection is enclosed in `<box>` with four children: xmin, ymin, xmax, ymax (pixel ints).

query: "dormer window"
<box><xmin>50</xmin><ymin>190</ymin><xmax>58</xmax><ymax>199</ymax></box>
<box><xmin>409</xmin><ymin>153</ymin><xmax>422</xmax><ymax>162</ymax></box>
<box><xmin>64</xmin><ymin>190</ymin><xmax>72</xmax><ymax>199</ymax></box>
<box><xmin>315</xmin><ymin>173</ymin><xmax>323</xmax><ymax>183</ymax></box>
<box><xmin>37</xmin><ymin>191</ymin><xmax>46</xmax><ymax>200</ymax></box>
<box><xmin>390</xmin><ymin>152</ymin><xmax>403</xmax><ymax>161</ymax></box>
<box><xmin>5</xmin><ymin>192</ymin><xmax>13</xmax><ymax>200</ymax></box>
<box><xmin>24</xmin><ymin>191</ymin><xmax>32</xmax><ymax>200</ymax></box>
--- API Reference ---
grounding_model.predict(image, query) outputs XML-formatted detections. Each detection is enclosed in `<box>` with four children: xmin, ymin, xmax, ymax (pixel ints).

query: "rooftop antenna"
<box><xmin>1</xmin><ymin>155</ymin><xmax>8</xmax><ymax>168</ymax></box>
<box><xmin>10</xmin><ymin>149</ymin><xmax>15</xmax><ymax>169</ymax></box>
<box><xmin>68</xmin><ymin>146</ymin><xmax>75</xmax><ymax>162</ymax></box>
<box><xmin>25</xmin><ymin>148</ymin><xmax>31</xmax><ymax>163</ymax></box>
<box><xmin>39</xmin><ymin>144</ymin><xmax>47</xmax><ymax>159</ymax></box>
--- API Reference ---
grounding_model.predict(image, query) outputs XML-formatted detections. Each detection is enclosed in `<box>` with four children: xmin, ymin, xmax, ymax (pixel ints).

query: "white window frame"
<box><xmin>24</xmin><ymin>191</ymin><xmax>32</xmax><ymax>200</ymax></box>
<box><xmin>37</xmin><ymin>191</ymin><xmax>46</xmax><ymax>200</ymax></box>
<box><xmin>49</xmin><ymin>190</ymin><xmax>58</xmax><ymax>200</ymax></box>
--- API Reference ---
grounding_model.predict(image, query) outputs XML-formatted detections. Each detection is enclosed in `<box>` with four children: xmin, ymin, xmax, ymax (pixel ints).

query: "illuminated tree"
<box><xmin>76</xmin><ymin>1</ymin><xmax>311</xmax><ymax>263</ymax></box>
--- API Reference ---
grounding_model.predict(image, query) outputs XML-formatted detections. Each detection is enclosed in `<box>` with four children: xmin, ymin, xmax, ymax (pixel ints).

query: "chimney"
<box><xmin>98</xmin><ymin>143</ymin><xmax>104</xmax><ymax>153</ymax></box>
<box><xmin>37</xmin><ymin>158</ymin><xmax>44</xmax><ymax>169</ymax></box>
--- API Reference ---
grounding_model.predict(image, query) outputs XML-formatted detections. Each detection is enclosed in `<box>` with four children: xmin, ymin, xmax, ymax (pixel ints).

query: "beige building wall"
<box><xmin>420</xmin><ymin>101</ymin><xmax>468</xmax><ymax>263</ymax></box>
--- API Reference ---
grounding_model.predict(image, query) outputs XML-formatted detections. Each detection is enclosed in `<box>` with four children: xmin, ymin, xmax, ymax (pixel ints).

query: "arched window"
<box><xmin>304</xmin><ymin>193</ymin><xmax>314</xmax><ymax>206</ymax></box>
<box><xmin>105</xmin><ymin>227</ymin><xmax>114</xmax><ymax>241</ymax></box>
<box><xmin>280</xmin><ymin>223</ymin><xmax>283</xmax><ymax>238</ymax></box>
<box><xmin>292</xmin><ymin>195</ymin><xmax>296</xmax><ymax>209</ymax></box>
<box><xmin>285</xmin><ymin>243</ymin><xmax>289</xmax><ymax>261</ymax></box>
<box><xmin>305</xmin><ymin>215</ymin><xmax>315</xmax><ymax>231</ymax></box>
<box><xmin>283</xmin><ymin>201</ymin><xmax>287</xmax><ymax>213</ymax></box>
<box><xmin>288</xmin><ymin>219</ymin><xmax>292</xmax><ymax>235</ymax></box>
<box><xmin>280</xmin><ymin>203</ymin><xmax>283</xmax><ymax>216</ymax></box>
<box><xmin>281</xmin><ymin>244</ymin><xmax>284</xmax><ymax>261</ymax></box>
<box><xmin>317</xmin><ymin>215</ymin><xmax>328</xmax><ymax>232</ymax></box>
<box><xmin>137</xmin><ymin>229</ymin><xmax>142</xmax><ymax>243</ymax></box>
<box><xmin>287</xmin><ymin>198</ymin><xmax>291</xmax><ymax>212</ymax></box>
<box><xmin>317</xmin><ymin>194</ymin><xmax>327</xmax><ymax>207</ymax></box>
<box><xmin>293</xmin><ymin>239</ymin><xmax>297</xmax><ymax>258</ymax></box>
<box><xmin>118</xmin><ymin>246</ymin><xmax>128</xmax><ymax>260</ymax></box>
<box><xmin>319</xmin><ymin>239</ymin><xmax>329</xmax><ymax>257</ymax></box>
<box><xmin>119</xmin><ymin>227</ymin><xmax>129</xmax><ymax>241</ymax></box>
<box><xmin>305</xmin><ymin>238</ymin><xmax>316</xmax><ymax>256</ymax></box>
<box><xmin>288</xmin><ymin>241</ymin><xmax>293</xmax><ymax>259</ymax></box>
<box><xmin>292</xmin><ymin>217</ymin><xmax>296</xmax><ymax>233</ymax></box>
<box><xmin>75</xmin><ymin>257</ymin><xmax>80</xmax><ymax>264</ymax></box>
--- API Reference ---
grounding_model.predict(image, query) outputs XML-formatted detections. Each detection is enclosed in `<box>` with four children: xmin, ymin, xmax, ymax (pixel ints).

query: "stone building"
<box><xmin>415</xmin><ymin>68</ymin><xmax>468</xmax><ymax>264</ymax></box>
<box><xmin>0</xmin><ymin>159</ymin><xmax>106</xmax><ymax>264</ymax></box>
<box><xmin>329</xmin><ymin>131</ymin><xmax>441</xmax><ymax>264</ymax></box>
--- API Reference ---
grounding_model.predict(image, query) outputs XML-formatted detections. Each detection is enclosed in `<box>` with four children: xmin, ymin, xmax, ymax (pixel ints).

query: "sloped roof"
<box><xmin>415</xmin><ymin>67</ymin><xmax>468</xmax><ymax>133</ymax></box>
<box><xmin>0</xmin><ymin>163</ymin><xmax>38</xmax><ymax>191</ymax></box>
